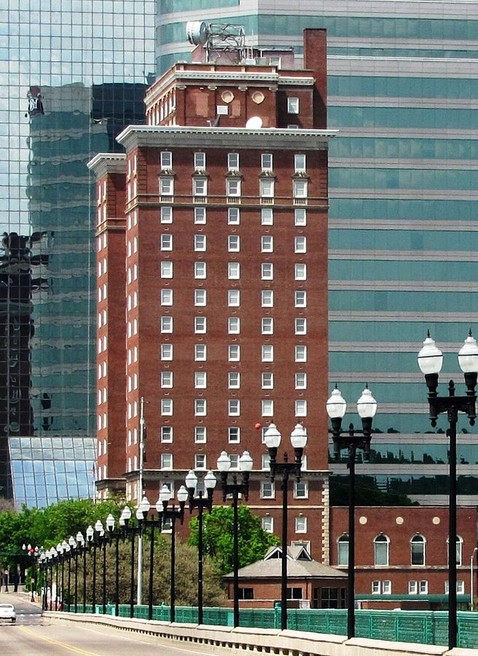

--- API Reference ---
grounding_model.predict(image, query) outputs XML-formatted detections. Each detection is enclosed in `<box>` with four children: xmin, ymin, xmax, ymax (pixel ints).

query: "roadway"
<box><xmin>0</xmin><ymin>591</ymin><xmax>246</xmax><ymax>656</ymax></box>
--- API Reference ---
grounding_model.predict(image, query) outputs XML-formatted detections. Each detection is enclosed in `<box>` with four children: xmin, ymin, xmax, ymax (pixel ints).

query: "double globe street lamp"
<box><xmin>217</xmin><ymin>450</ymin><xmax>253</xmax><ymax>627</ymax></box>
<box><xmin>264</xmin><ymin>422</ymin><xmax>307</xmax><ymax>631</ymax></box>
<box><xmin>326</xmin><ymin>385</ymin><xmax>377</xmax><ymax>640</ymax></box>
<box><xmin>418</xmin><ymin>331</ymin><xmax>478</xmax><ymax>650</ymax></box>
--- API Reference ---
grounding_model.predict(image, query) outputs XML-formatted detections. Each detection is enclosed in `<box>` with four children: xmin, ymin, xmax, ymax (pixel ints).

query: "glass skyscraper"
<box><xmin>156</xmin><ymin>0</ymin><xmax>478</xmax><ymax>504</ymax></box>
<box><xmin>1</xmin><ymin>1</ymin><xmax>155</xmax><ymax>505</ymax></box>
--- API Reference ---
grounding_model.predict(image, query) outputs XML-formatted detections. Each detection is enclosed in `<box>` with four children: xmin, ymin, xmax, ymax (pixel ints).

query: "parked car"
<box><xmin>0</xmin><ymin>603</ymin><xmax>16</xmax><ymax>622</ymax></box>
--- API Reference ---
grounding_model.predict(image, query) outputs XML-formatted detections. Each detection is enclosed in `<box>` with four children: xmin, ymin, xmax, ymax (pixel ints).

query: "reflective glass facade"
<box><xmin>2</xmin><ymin>1</ymin><xmax>155</xmax><ymax>505</ymax></box>
<box><xmin>157</xmin><ymin>0</ymin><xmax>478</xmax><ymax>503</ymax></box>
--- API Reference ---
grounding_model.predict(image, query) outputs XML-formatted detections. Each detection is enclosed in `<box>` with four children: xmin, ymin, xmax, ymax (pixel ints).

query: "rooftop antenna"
<box><xmin>186</xmin><ymin>20</ymin><xmax>246</xmax><ymax>63</ymax></box>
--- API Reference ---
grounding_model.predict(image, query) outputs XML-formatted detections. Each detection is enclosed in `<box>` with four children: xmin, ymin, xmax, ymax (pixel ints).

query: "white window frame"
<box><xmin>261</xmin><ymin>345</ymin><xmax>274</xmax><ymax>362</ymax></box>
<box><xmin>295</xmin><ymin>399</ymin><xmax>307</xmax><ymax>417</ymax></box>
<box><xmin>295</xmin><ymin>516</ymin><xmax>307</xmax><ymax>533</ymax></box>
<box><xmin>194</xmin><ymin>261</ymin><xmax>207</xmax><ymax>279</ymax></box>
<box><xmin>226</xmin><ymin>178</ymin><xmax>241</xmax><ymax>197</ymax></box>
<box><xmin>194</xmin><ymin>316</ymin><xmax>207</xmax><ymax>334</ymax></box>
<box><xmin>194</xmin><ymin>289</ymin><xmax>207</xmax><ymax>306</ymax></box>
<box><xmin>228</xmin><ymin>208</ymin><xmax>240</xmax><ymax>224</ymax></box>
<box><xmin>194</xmin><ymin>234</ymin><xmax>207</xmax><ymax>251</ymax></box>
<box><xmin>228</xmin><ymin>317</ymin><xmax>240</xmax><ymax>334</ymax></box>
<box><xmin>261</xmin><ymin>290</ymin><xmax>274</xmax><ymax>307</ymax></box>
<box><xmin>295</xmin><ymin>263</ymin><xmax>307</xmax><ymax>280</ymax></box>
<box><xmin>160</xmin><ymin>426</ymin><xmax>173</xmax><ymax>443</ymax></box>
<box><xmin>295</xmin><ymin>345</ymin><xmax>307</xmax><ymax>362</ymax></box>
<box><xmin>193</xmin><ymin>177</ymin><xmax>207</xmax><ymax>196</ymax></box>
<box><xmin>261</xmin><ymin>317</ymin><xmax>274</xmax><ymax>334</ymax></box>
<box><xmin>194</xmin><ymin>207</ymin><xmax>207</xmax><ymax>224</ymax></box>
<box><xmin>228</xmin><ymin>371</ymin><xmax>241</xmax><ymax>389</ymax></box>
<box><xmin>228</xmin><ymin>399</ymin><xmax>241</xmax><ymax>416</ymax></box>
<box><xmin>295</xmin><ymin>290</ymin><xmax>307</xmax><ymax>307</ymax></box>
<box><xmin>161</xmin><ymin>261</ymin><xmax>173</xmax><ymax>278</ymax></box>
<box><xmin>261</xmin><ymin>235</ymin><xmax>273</xmax><ymax>252</ymax></box>
<box><xmin>161</xmin><ymin>206</ymin><xmax>173</xmax><ymax>223</ymax></box>
<box><xmin>261</xmin><ymin>263</ymin><xmax>274</xmax><ymax>280</ymax></box>
<box><xmin>194</xmin><ymin>399</ymin><xmax>207</xmax><ymax>416</ymax></box>
<box><xmin>194</xmin><ymin>426</ymin><xmax>207</xmax><ymax>443</ymax></box>
<box><xmin>161</xmin><ymin>399</ymin><xmax>173</xmax><ymax>416</ymax></box>
<box><xmin>228</xmin><ymin>153</ymin><xmax>239</xmax><ymax>170</ymax></box>
<box><xmin>228</xmin><ymin>262</ymin><xmax>240</xmax><ymax>279</ymax></box>
<box><xmin>295</xmin><ymin>372</ymin><xmax>307</xmax><ymax>389</ymax></box>
<box><xmin>260</xmin><ymin>178</ymin><xmax>274</xmax><ymax>198</ymax></box>
<box><xmin>228</xmin><ymin>426</ymin><xmax>241</xmax><ymax>443</ymax></box>
<box><xmin>262</xmin><ymin>372</ymin><xmax>274</xmax><ymax>389</ymax></box>
<box><xmin>228</xmin><ymin>235</ymin><xmax>240</xmax><ymax>252</ymax></box>
<box><xmin>161</xmin><ymin>371</ymin><xmax>173</xmax><ymax>388</ymax></box>
<box><xmin>160</xmin><ymin>151</ymin><xmax>172</xmax><ymax>169</ymax></box>
<box><xmin>261</xmin><ymin>208</ymin><xmax>273</xmax><ymax>225</ymax></box>
<box><xmin>194</xmin><ymin>371</ymin><xmax>207</xmax><ymax>389</ymax></box>
<box><xmin>228</xmin><ymin>289</ymin><xmax>240</xmax><ymax>307</ymax></box>
<box><xmin>160</xmin><ymin>177</ymin><xmax>173</xmax><ymax>196</ymax></box>
<box><xmin>161</xmin><ymin>288</ymin><xmax>173</xmax><ymax>306</ymax></box>
<box><xmin>195</xmin><ymin>344</ymin><xmax>207</xmax><ymax>361</ymax></box>
<box><xmin>160</xmin><ymin>234</ymin><xmax>173</xmax><ymax>251</ymax></box>
<box><xmin>287</xmin><ymin>97</ymin><xmax>299</xmax><ymax>114</ymax></box>
<box><xmin>294</xmin><ymin>208</ymin><xmax>307</xmax><ymax>226</ymax></box>
<box><xmin>294</xmin><ymin>154</ymin><xmax>306</xmax><ymax>172</ymax></box>
<box><xmin>160</xmin><ymin>316</ymin><xmax>173</xmax><ymax>333</ymax></box>
<box><xmin>262</xmin><ymin>399</ymin><xmax>274</xmax><ymax>416</ymax></box>
<box><xmin>294</xmin><ymin>236</ymin><xmax>307</xmax><ymax>253</ymax></box>
<box><xmin>160</xmin><ymin>344</ymin><xmax>173</xmax><ymax>361</ymax></box>
<box><xmin>161</xmin><ymin>453</ymin><xmax>173</xmax><ymax>469</ymax></box>
<box><xmin>194</xmin><ymin>152</ymin><xmax>206</xmax><ymax>170</ymax></box>
<box><xmin>261</xmin><ymin>153</ymin><xmax>273</xmax><ymax>171</ymax></box>
<box><xmin>295</xmin><ymin>318</ymin><xmax>307</xmax><ymax>335</ymax></box>
<box><xmin>228</xmin><ymin>345</ymin><xmax>241</xmax><ymax>362</ymax></box>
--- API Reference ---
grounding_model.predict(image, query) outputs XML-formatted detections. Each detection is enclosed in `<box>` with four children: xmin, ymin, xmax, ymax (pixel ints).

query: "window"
<box><xmin>161</xmin><ymin>399</ymin><xmax>173</xmax><ymax>416</ymax></box>
<box><xmin>228</xmin><ymin>153</ymin><xmax>239</xmax><ymax>170</ymax></box>
<box><xmin>295</xmin><ymin>318</ymin><xmax>307</xmax><ymax>335</ymax></box>
<box><xmin>194</xmin><ymin>371</ymin><xmax>207</xmax><ymax>389</ymax></box>
<box><xmin>260</xmin><ymin>179</ymin><xmax>274</xmax><ymax>198</ymax></box>
<box><xmin>238</xmin><ymin>588</ymin><xmax>254</xmax><ymax>600</ymax></box>
<box><xmin>226</xmin><ymin>178</ymin><xmax>241</xmax><ymax>197</ymax></box>
<box><xmin>228</xmin><ymin>345</ymin><xmax>241</xmax><ymax>361</ymax></box>
<box><xmin>228</xmin><ymin>427</ymin><xmax>240</xmax><ymax>443</ymax></box>
<box><xmin>294</xmin><ymin>236</ymin><xmax>306</xmax><ymax>253</ymax></box>
<box><xmin>228</xmin><ymin>371</ymin><xmax>240</xmax><ymax>389</ymax></box>
<box><xmin>261</xmin><ymin>453</ymin><xmax>271</xmax><ymax>470</ymax></box>
<box><xmin>419</xmin><ymin>581</ymin><xmax>428</xmax><ymax>594</ymax></box>
<box><xmin>228</xmin><ymin>289</ymin><xmax>240</xmax><ymax>306</ymax></box>
<box><xmin>161</xmin><ymin>344</ymin><xmax>173</xmax><ymax>361</ymax></box>
<box><xmin>294</xmin><ymin>480</ymin><xmax>308</xmax><ymax>498</ymax></box>
<box><xmin>261</xmin><ymin>235</ymin><xmax>273</xmax><ymax>252</ymax></box>
<box><xmin>228</xmin><ymin>262</ymin><xmax>240</xmax><ymax>279</ymax></box>
<box><xmin>261</xmin><ymin>317</ymin><xmax>274</xmax><ymax>334</ymax></box>
<box><xmin>295</xmin><ymin>345</ymin><xmax>307</xmax><ymax>362</ymax></box>
<box><xmin>160</xmin><ymin>261</ymin><xmax>173</xmax><ymax>278</ymax></box>
<box><xmin>295</xmin><ymin>516</ymin><xmax>307</xmax><ymax>533</ymax></box>
<box><xmin>372</xmin><ymin>580</ymin><xmax>392</xmax><ymax>595</ymax></box>
<box><xmin>228</xmin><ymin>399</ymin><xmax>240</xmax><ymax>416</ymax></box>
<box><xmin>262</xmin><ymin>345</ymin><xmax>274</xmax><ymax>362</ymax></box>
<box><xmin>447</xmin><ymin>536</ymin><xmax>463</xmax><ymax>566</ymax></box>
<box><xmin>337</xmin><ymin>535</ymin><xmax>349</xmax><ymax>566</ymax></box>
<box><xmin>295</xmin><ymin>373</ymin><xmax>307</xmax><ymax>389</ymax></box>
<box><xmin>295</xmin><ymin>208</ymin><xmax>307</xmax><ymax>226</ymax></box>
<box><xmin>194</xmin><ymin>426</ymin><xmax>207</xmax><ymax>443</ymax></box>
<box><xmin>194</xmin><ymin>152</ymin><xmax>206</xmax><ymax>170</ymax></box>
<box><xmin>160</xmin><ymin>177</ymin><xmax>173</xmax><ymax>196</ymax></box>
<box><xmin>194</xmin><ymin>399</ymin><xmax>207</xmax><ymax>416</ymax></box>
<box><xmin>160</xmin><ymin>316</ymin><xmax>173</xmax><ymax>333</ymax></box>
<box><xmin>261</xmin><ymin>290</ymin><xmax>274</xmax><ymax>307</ymax></box>
<box><xmin>374</xmin><ymin>534</ymin><xmax>390</xmax><ymax>566</ymax></box>
<box><xmin>228</xmin><ymin>317</ymin><xmax>240</xmax><ymax>334</ymax></box>
<box><xmin>195</xmin><ymin>344</ymin><xmax>207</xmax><ymax>361</ymax></box>
<box><xmin>261</xmin><ymin>481</ymin><xmax>275</xmax><ymax>498</ymax></box>
<box><xmin>160</xmin><ymin>426</ymin><xmax>173</xmax><ymax>443</ymax></box>
<box><xmin>261</xmin><ymin>208</ymin><xmax>273</xmax><ymax>225</ymax></box>
<box><xmin>195</xmin><ymin>454</ymin><xmax>207</xmax><ymax>469</ymax></box>
<box><xmin>294</xmin><ymin>154</ymin><xmax>306</xmax><ymax>172</ymax></box>
<box><xmin>295</xmin><ymin>291</ymin><xmax>307</xmax><ymax>307</ymax></box>
<box><xmin>228</xmin><ymin>235</ymin><xmax>240</xmax><ymax>252</ymax></box>
<box><xmin>262</xmin><ymin>372</ymin><xmax>274</xmax><ymax>389</ymax></box>
<box><xmin>295</xmin><ymin>400</ymin><xmax>307</xmax><ymax>417</ymax></box>
<box><xmin>160</xmin><ymin>234</ymin><xmax>173</xmax><ymax>251</ymax></box>
<box><xmin>228</xmin><ymin>208</ymin><xmax>240</xmax><ymax>224</ymax></box>
<box><xmin>295</xmin><ymin>263</ymin><xmax>307</xmax><ymax>280</ymax></box>
<box><xmin>160</xmin><ymin>151</ymin><xmax>172</xmax><ymax>169</ymax></box>
<box><xmin>262</xmin><ymin>516</ymin><xmax>274</xmax><ymax>533</ymax></box>
<box><xmin>194</xmin><ymin>316</ymin><xmax>207</xmax><ymax>334</ymax></box>
<box><xmin>194</xmin><ymin>234</ymin><xmax>206</xmax><ymax>251</ymax></box>
<box><xmin>161</xmin><ymin>289</ymin><xmax>173</xmax><ymax>306</ymax></box>
<box><xmin>445</xmin><ymin>580</ymin><xmax>465</xmax><ymax>595</ymax></box>
<box><xmin>194</xmin><ymin>261</ymin><xmax>206</xmax><ymax>279</ymax></box>
<box><xmin>287</xmin><ymin>97</ymin><xmax>299</xmax><ymax>114</ymax></box>
<box><xmin>409</xmin><ymin>580</ymin><xmax>428</xmax><ymax>595</ymax></box>
<box><xmin>161</xmin><ymin>371</ymin><xmax>173</xmax><ymax>388</ymax></box>
<box><xmin>261</xmin><ymin>263</ymin><xmax>273</xmax><ymax>280</ymax></box>
<box><xmin>287</xmin><ymin>588</ymin><xmax>303</xmax><ymax>600</ymax></box>
<box><xmin>161</xmin><ymin>453</ymin><xmax>173</xmax><ymax>469</ymax></box>
<box><xmin>194</xmin><ymin>289</ymin><xmax>207</xmax><ymax>306</ymax></box>
<box><xmin>193</xmin><ymin>177</ymin><xmax>207</xmax><ymax>196</ymax></box>
<box><xmin>262</xmin><ymin>400</ymin><xmax>274</xmax><ymax>416</ymax></box>
<box><xmin>261</xmin><ymin>153</ymin><xmax>273</xmax><ymax>171</ymax></box>
<box><xmin>194</xmin><ymin>207</ymin><xmax>207</xmax><ymax>224</ymax></box>
<box><xmin>411</xmin><ymin>535</ymin><xmax>426</xmax><ymax>566</ymax></box>
<box><xmin>161</xmin><ymin>206</ymin><xmax>173</xmax><ymax>223</ymax></box>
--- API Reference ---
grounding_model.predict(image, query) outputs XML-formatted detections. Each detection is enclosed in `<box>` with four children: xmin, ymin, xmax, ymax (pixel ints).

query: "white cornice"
<box><xmin>87</xmin><ymin>153</ymin><xmax>126</xmax><ymax>176</ymax></box>
<box><xmin>117</xmin><ymin>125</ymin><xmax>337</xmax><ymax>151</ymax></box>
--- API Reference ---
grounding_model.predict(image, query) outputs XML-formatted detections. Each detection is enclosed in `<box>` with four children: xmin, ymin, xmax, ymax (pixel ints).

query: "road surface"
<box><xmin>0</xmin><ymin>591</ymin><xmax>248</xmax><ymax>656</ymax></box>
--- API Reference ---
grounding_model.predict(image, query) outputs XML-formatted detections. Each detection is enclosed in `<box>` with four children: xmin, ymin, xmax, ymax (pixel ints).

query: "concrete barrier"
<box><xmin>47</xmin><ymin>610</ymin><xmax>476</xmax><ymax>656</ymax></box>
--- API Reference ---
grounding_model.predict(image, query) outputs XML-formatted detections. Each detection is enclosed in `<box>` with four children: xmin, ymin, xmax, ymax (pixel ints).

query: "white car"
<box><xmin>0</xmin><ymin>603</ymin><xmax>16</xmax><ymax>622</ymax></box>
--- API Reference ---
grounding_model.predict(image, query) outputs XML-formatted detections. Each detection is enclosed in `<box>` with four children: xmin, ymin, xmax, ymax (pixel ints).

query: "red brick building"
<box><xmin>88</xmin><ymin>30</ymin><xmax>336</xmax><ymax>558</ymax></box>
<box><xmin>330</xmin><ymin>506</ymin><xmax>478</xmax><ymax>606</ymax></box>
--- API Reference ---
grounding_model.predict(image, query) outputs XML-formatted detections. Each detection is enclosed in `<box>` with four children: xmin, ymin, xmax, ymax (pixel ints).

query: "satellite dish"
<box><xmin>246</xmin><ymin>116</ymin><xmax>263</xmax><ymax>129</ymax></box>
<box><xmin>186</xmin><ymin>21</ymin><xmax>209</xmax><ymax>46</ymax></box>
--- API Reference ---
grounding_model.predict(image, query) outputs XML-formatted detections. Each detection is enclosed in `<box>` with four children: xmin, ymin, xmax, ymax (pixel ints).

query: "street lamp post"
<box><xmin>418</xmin><ymin>331</ymin><xmax>478</xmax><ymax>649</ymax></box>
<box><xmin>264</xmin><ymin>423</ymin><xmax>308</xmax><ymax>632</ymax></box>
<box><xmin>471</xmin><ymin>546</ymin><xmax>478</xmax><ymax>612</ymax></box>
<box><xmin>157</xmin><ymin>484</ymin><xmax>188</xmax><ymax>623</ymax></box>
<box><xmin>119</xmin><ymin>505</ymin><xmax>137</xmax><ymax>618</ymax></box>
<box><xmin>22</xmin><ymin>544</ymin><xmax>39</xmax><ymax>602</ymax></box>
<box><xmin>216</xmin><ymin>450</ymin><xmax>253</xmax><ymax>628</ymax></box>
<box><xmin>185</xmin><ymin>469</ymin><xmax>217</xmax><ymax>625</ymax></box>
<box><xmin>75</xmin><ymin>532</ymin><xmax>84</xmax><ymax>613</ymax></box>
<box><xmin>326</xmin><ymin>386</ymin><xmax>378</xmax><ymax>639</ymax></box>
<box><xmin>48</xmin><ymin>547</ymin><xmax>56</xmax><ymax>610</ymax></box>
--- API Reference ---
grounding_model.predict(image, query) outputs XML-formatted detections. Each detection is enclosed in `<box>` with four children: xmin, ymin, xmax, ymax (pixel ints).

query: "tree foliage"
<box><xmin>188</xmin><ymin>505</ymin><xmax>279</xmax><ymax>575</ymax></box>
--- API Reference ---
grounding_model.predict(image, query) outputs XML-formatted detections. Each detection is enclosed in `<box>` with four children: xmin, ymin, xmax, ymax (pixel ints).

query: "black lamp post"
<box><xmin>48</xmin><ymin>547</ymin><xmax>56</xmax><ymax>611</ymax></box>
<box><xmin>418</xmin><ymin>331</ymin><xmax>478</xmax><ymax>650</ymax></box>
<box><xmin>326</xmin><ymin>386</ymin><xmax>377</xmax><ymax>640</ymax></box>
<box><xmin>81</xmin><ymin>530</ymin><xmax>88</xmax><ymax>612</ymax></box>
<box><xmin>39</xmin><ymin>552</ymin><xmax>48</xmax><ymax>610</ymax></box>
<box><xmin>75</xmin><ymin>531</ymin><xmax>84</xmax><ymax>613</ymax></box>
<box><xmin>185</xmin><ymin>469</ymin><xmax>217</xmax><ymax>625</ymax></box>
<box><xmin>264</xmin><ymin>423</ymin><xmax>308</xmax><ymax>631</ymax></box>
<box><xmin>22</xmin><ymin>543</ymin><xmax>39</xmax><ymax>602</ymax></box>
<box><xmin>133</xmin><ymin>497</ymin><xmax>152</xmax><ymax>618</ymax></box>
<box><xmin>216</xmin><ymin>450</ymin><xmax>253</xmax><ymax>628</ymax></box>
<box><xmin>119</xmin><ymin>505</ymin><xmax>137</xmax><ymax>618</ymax></box>
<box><xmin>157</xmin><ymin>484</ymin><xmax>188</xmax><ymax>623</ymax></box>
<box><xmin>58</xmin><ymin>541</ymin><xmax>67</xmax><ymax>610</ymax></box>
<box><xmin>104</xmin><ymin>514</ymin><xmax>116</xmax><ymax>615</ymax></box>
<box><xmin>85</xmin><ymin>525</ymin><xmax>95</xmax><ymax>611</ymax></box>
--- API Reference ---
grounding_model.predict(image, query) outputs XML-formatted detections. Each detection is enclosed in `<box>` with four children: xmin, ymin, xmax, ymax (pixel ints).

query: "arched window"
<box><xmin>374</xmin><ymin>533</ymin><xmax>390</xmax><ymax>566</ymax></box>
<box><xmin>337</xmin><ymin>534</ymin><xmax>349</xmax><ymax>566</ymax></box>
<box><xmin>411</xmin><ymin>534</ymin><xmax>426</xmax><ymax>566</ymax></box>
<box><xmin>447</xmin><ymin>535</ymin><xmax>463</xmax><ymax>566</ymax></box>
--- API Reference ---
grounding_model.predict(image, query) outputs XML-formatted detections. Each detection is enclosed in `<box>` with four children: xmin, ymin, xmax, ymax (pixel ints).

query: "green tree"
<box><xmin>188</xmin><ymin>505</ymin><xmax>279</xmax><ymax>575</ymax></box>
